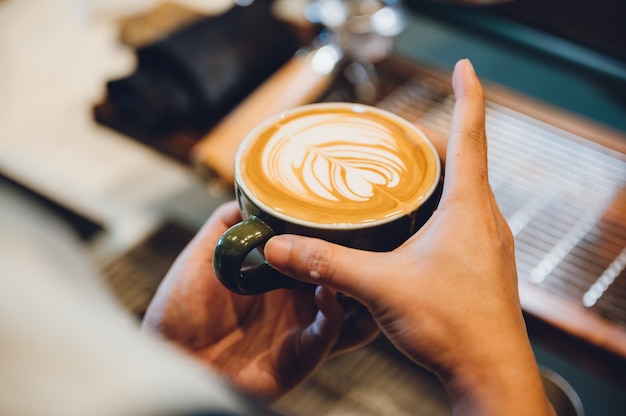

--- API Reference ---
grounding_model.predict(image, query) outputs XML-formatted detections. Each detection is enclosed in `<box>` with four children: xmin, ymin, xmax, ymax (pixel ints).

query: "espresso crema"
<box><xmin>236</xmin><ymin>103</ymin><xmax>440</xmax><ymax>227</ymax></box>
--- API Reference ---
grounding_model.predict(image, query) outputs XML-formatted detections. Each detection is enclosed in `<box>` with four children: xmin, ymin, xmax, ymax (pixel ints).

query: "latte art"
<box><xmin>262</xmin><ymin>115</ymin><xmax>404</xmax><ymax>203</ymax></box>
<box><xmin>237</xmin><ymin>104</ymin><xmax>440</xmax><ymax>226</ymax></box>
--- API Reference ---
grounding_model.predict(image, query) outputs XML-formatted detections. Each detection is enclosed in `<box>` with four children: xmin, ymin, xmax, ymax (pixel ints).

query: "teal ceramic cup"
<box><xmin>213</xmin><ymin>103</ymin><xmax>442</xmax><ymax>295</ymax></box>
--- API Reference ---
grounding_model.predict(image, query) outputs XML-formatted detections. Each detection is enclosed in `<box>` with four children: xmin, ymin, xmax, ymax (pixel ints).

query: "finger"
<box><xmin>302</xmin><ymin>286</ymin><xmax>380</xmax><ymax>356</ymax></box>
<box><xmin>314</xmin><ymin>286</ymin><xmax>343</xmax><ymax>320</ymax></box>
<box><xmin>442</xmin><ymin>59</ymin><xmax>490</xmax><ymax>203</ymax></box>
<box><xmin>264</xmin><ymin>235</ymin><xmax>388</xmax><ymax>299</ymax></box>
<box><xmin>293</xmin><ymin>287</ymin><xmax>379</xmax><ymax>366</ymax></box>
<box><xmin>299</xmin><ymin>286</ymin><xmax>343</xmax><ymax>348</ymax></box>
<box><xmin>330</xmin><ymin>300</ymin><xmax>380</xmax><ymax>356</ymax></box>
<box><xmin>280</xmin><ymin>286</ymin><xmax>343</xmax><ymax>384</ymax></box>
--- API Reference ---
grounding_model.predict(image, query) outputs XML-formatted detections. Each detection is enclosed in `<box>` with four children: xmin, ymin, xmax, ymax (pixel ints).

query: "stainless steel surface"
<box><xmin>308</xmin><ymin>0</ymin><xmax>406</xmax><ymax>62</ymax></box>
<box><xmin>541</xmin><ymin>367</ymin><xmax>585</xmax><ymax>416</ymax></box>
<box><xmin>307</xmin><ymin>0</ymin><xmax>407</xmax><ymax>102</ymax></box>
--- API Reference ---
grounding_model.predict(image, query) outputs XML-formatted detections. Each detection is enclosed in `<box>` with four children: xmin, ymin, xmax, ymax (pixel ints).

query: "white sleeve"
<box><xmin>0</xmin><ymin>181</ymin><xmax>273</xmax><ymax>416</ymax></box>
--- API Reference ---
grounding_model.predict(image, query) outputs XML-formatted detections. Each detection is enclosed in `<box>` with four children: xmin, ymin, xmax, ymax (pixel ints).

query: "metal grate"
<box><xmin>378</xmin><ymin>79</ymin><xmax>626</xmax><ymax>327</ymax></box>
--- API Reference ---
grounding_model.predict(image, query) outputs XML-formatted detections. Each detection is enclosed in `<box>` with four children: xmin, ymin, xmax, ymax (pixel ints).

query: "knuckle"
<box><xmin>304</xmin><ymin>244</ymin><xmax>335</xmax><ymax>282</ymax></box>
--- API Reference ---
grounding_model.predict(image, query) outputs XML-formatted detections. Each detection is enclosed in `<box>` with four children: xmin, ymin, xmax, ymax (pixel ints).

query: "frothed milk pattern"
<box><xmin>238</xmin><ymin>105</ymin><xmax>439</xmax><ymax>226</ymax></box>
<box><xmin>262</xmin><ymin>115</ymin><xmax>404</xmax><ymax>202</ymax></box>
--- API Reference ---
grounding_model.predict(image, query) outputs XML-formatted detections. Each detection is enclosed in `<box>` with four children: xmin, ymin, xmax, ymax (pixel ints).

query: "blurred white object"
<box><xmin>0</xmin><ymin>0</ymin><xmax>229</xmax><ymax>260</ymax></box>
<box><xmin>0</xmin><ymin>179</ymin><xmax>251</xmax><ymax>416</ymax></box>
<box><xmin>306</xmin><ymin>0</ymin><xmax>406</xmax><ymax>62</ymax></box>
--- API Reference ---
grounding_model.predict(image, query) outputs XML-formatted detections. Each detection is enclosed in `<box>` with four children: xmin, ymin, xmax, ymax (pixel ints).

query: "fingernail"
<box><xmin>453</xmin><ymin>59</ymin><xmax>477</xmax><ymax>97</ymax></box>
<box><xmin>455</xmin><ymin>58</ymin><xmax>475</xmax><ymax>74</ymax></box>
<box><xmin>316</xmin><ymin>285</ymin><xmax>336</xmax><ymax>297</ymax></box>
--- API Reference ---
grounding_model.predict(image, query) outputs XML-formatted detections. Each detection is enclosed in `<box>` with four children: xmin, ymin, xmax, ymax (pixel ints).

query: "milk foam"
<box><xmin>238</xmin><ymin>104</ymin><xmax>439</xmax><ymax>226</ymax></box>
<box><xmin>262</xmin><ymin>115</ymin><xmax>404</xmax><ymax>203</ymax></box>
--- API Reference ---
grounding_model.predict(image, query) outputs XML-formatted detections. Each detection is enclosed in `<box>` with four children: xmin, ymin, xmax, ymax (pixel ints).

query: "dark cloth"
<box><xmin>95</xmin><ymin>0</ymin><xmax>300</xmax><ymax>161</ymax></box>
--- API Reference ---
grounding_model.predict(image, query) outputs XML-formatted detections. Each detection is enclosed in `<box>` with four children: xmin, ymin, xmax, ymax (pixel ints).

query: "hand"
<box><xmin>141</xmin><ymin>201</ymin><xmax>380</xmax><ymax>400</ymax></box>
<box><xmin>264</xmin><ymin>59</ymin><xmax>554</xmax><ymax>415</ymax></box>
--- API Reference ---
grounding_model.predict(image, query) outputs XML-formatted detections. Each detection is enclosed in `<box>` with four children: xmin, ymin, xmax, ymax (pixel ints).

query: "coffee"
<box><xmin>215</xmin><ymin>103</ymin><xmax>441</xmax><ymax>294</ymax></box>
<box><xmin>236</xmin><ymin>103</ymin><xmax>439</xmax><ymax>227</ymax></box>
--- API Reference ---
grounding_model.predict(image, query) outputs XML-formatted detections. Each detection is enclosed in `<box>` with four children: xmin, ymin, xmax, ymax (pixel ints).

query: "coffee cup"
<box><xmin>213</xmin><ymin>102</ymin><xmax>442</xmax><ymax>295</ymax></box>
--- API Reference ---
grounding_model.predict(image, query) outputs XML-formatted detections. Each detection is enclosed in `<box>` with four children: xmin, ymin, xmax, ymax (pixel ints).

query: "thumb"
<box><xmin>264</xmin><ymin>235</ymin><xmax>387</xmax><ymax>299</ymax></box>
<box><xmin>441</xmin><ymin>59</ymin><xmax>490</xmax><ymax>204</ymax></box>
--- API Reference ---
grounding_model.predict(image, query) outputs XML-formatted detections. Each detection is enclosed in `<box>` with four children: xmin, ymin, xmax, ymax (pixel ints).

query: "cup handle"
<box><xmin>213</xmin><ymin>217</ymin><xmax>298</xmax><ymax>295</ymax></box>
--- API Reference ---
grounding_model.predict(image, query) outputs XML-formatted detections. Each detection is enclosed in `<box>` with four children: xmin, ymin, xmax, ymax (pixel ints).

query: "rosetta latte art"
<box><xmin>238</xmin><ymin>104</ymin><xmax>439</xmax><ymax>226</ymax></box>
<box><xmin>263</xmin><ymin>115</ymin><xmax>405</xmax><ymax>203</ymax></box>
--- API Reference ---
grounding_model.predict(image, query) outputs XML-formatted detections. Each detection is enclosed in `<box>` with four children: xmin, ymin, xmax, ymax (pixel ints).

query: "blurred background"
<box><xmin>1</xmin><ymin>0</ymin><xmax>625</xmax><ymax>414</ymax></box>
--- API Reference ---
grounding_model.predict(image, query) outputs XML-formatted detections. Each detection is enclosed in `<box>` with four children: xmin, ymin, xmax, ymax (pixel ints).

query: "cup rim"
<box><xmin>234</xmin><ymin>102</ymin><xmax>442</xmax><ymax>230</ymax></box>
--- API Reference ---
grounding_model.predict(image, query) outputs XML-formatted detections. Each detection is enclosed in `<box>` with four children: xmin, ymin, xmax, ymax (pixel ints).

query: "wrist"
<box><xmin>441</xmin><ymin>332</ymin><xmax>554</xmax><ymax>416</ymax></box>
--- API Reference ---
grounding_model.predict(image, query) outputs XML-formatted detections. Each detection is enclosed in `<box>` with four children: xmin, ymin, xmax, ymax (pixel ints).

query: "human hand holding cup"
<box><xmin>213</xmin><ymin>102</ymin><xmax>442</xmax><ymax>295</ymax></box>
